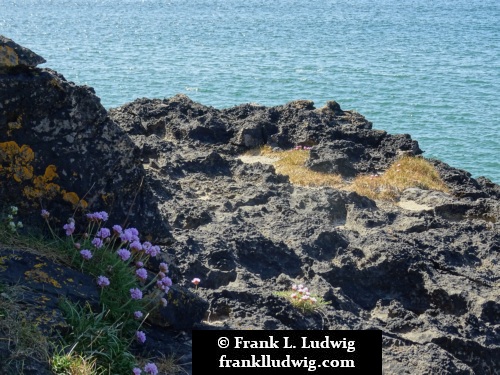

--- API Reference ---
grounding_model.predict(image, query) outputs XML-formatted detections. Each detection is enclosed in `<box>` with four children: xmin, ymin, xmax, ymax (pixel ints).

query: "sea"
<box><xmin>1</xmin><ymin>0</ymin><xmax>499</xmax><ymax>183</ymax></box>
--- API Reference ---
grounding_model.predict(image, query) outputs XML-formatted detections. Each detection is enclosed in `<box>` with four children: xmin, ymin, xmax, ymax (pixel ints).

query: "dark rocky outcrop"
<box><xmin>1</xmin><ymin>37</ymin><xmax>499</xmax><ymax>374</ymax></box>
<box><xmin>0</xmin><ymin>36</ymin><xmax>46</xmax><ymax>70</ymax></box>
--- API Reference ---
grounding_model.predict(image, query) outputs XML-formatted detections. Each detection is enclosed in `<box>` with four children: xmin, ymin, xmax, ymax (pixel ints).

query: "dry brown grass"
<box><xmin>247</xmin><ymin>146</ymin><xmax>344</xmax><ymax>188</ymax></box>
<box><xmin>243</xmin><ymin>146</ymin><xmax>449</xmax><ymax>201</ymax></box>
<box><xmin>0</xmin><ymin>225</ymin><xmax>71</xmax><ymax>266</ymax></box>
<box><xmin>155</xmin><ymin>353</ymin><xmax>190</xmax><ymax>375</ymax></box>
<box><xmin>0</xmin><ymin>283</ymin><xmax>51</xmax><ymax>373</ymax></box>
<box><xmin>348</xmin><ymin>155</ymin><xmax>450</xmax><ymax>201</ymax></box>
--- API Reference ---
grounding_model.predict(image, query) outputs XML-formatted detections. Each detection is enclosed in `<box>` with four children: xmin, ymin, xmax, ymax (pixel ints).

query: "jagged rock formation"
<box><xmin>1</xmin><ymin>36</ymin><xmax>499</xmax><ymax>374</ymax></box>
<box><xmin>0</xmin><ymin>36</ymin><xmax>46</xmax><ymax>69</ymax></box>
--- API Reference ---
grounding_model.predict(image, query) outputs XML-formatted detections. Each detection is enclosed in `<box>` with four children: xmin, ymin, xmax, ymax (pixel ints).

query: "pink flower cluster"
<box><xmin>63</xmin><ymin>220</ymin><xmax>75</xmax><ymax>236</ymax></box>
<box><xmin>86</xmin><ymin>211</ymin><xmax>109</xmax><ymax>222</ymax></box>
<box><xmin>97</xmin><ymin>227</ymin><xmax>111</xmax><ymax>239</ymax></box>
<box><xmin>291</xmin><ymin>284</ymin><xmax>317</xmax><ymax>303</ymax></box>
<box><xmin>80</xmin><ymin>249</ymin><xmax>93</xmax><ymax>260</ymax></box>
<box><xmin>44</xmin><ymin>209</ymin><xmax>176</xmax><ymax>369</ymax></box>
<box><xmin>119</xmin><ymin>227</ymin><xmax>140</xmax><ymax>242</ymax></box>
<box><xmin>156</xmin><ymin>276</ymin><xmax>173</xmax><ymax>292</ymax></box>
<box><xmin>136</xmin><ymin>330</ymin><xmax>146</xmax><ymax>344</ymax></box>
<box><xmin>114</xmin><ymin>227</ymin><xmax>161</xmax><ymax>258</ymax></box>
<box><xmin>130</xmin><ymin>288</ymin><xmax>143</xmax><ymax>300</ymax></box>
<box><xmin>97</xmin><ymin>275</ymin><xmax>110</xmax><ymax>288</ymax></box>
<box><xmin>117</xmin><ymin>248</ymin><xmax>131</xmax><ymax>261</ymax></box>
<box><xmin>41</xmin><ymin>209</ymin><xmax>172</xmax><ymax>373</ymax></box>
<box><xmin>136</xmin><ymin>268</ymin><xmax>148</xmax><ymax>281</ymax></box>
<box><xmin>133</xmin><ymin>363</ymin><xmax>158</xmax><ymax>375</ymax></box>
<box><xmin>293</xmin><ymin>145</ymin><xmax>313</xmax><ymax>150</ymax></box>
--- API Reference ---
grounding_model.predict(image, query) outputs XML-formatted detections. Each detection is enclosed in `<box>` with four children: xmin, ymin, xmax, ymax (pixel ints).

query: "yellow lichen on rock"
<box><xmin>62</xmin><ymin>190</ymin><xmax>88</xmax><ymax>209</ymax></box>
<box><xmin>24</xmin><ymin>269</ymin><xmax>62</xmax><ymax>288</ymax></box>
<box><xmin>0</xmin><ymin>141</ymin><xmax>35</xmax><ymax>182</ymax></box>
<box><xmin>23</xmin><ymin>165</ymin><xmax>62</xmax><ymax>200</ymax></box>
<box><xmin>1</xmin><ymin>140</ymin><xmax>88</xmax><ymax>209</ymax></box>
<box><xmin>7</xmin><ymin>114</ymin><xmax>23</xmax><ymax>136</ymax></box>
<box><xmin>0</xmin><ymin>45</ymin><xmax>19</xmax><ymax>67</ymax></box>
<box><xmin>101</xmin><ymin>192</ymin><xmax>114</xmax><ymax>205</ymax></box>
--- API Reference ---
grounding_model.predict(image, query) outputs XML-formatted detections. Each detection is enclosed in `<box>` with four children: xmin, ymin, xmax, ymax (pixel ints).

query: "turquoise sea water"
<box><xmin>1</xmin><ymin>0</ymin><xmax>499</xmax><ymax>183</ymax></box>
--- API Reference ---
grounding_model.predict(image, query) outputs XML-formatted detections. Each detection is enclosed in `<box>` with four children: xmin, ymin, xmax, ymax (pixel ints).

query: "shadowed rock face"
<box><xmin>0</xmin><ymin>67</ymin><xmax>169</xmax><ymax>241</ymax></box>
<box><xmin>1</xmin><ymin>38</ymin><xmax>499</xmax><ymax>374</ymax></box>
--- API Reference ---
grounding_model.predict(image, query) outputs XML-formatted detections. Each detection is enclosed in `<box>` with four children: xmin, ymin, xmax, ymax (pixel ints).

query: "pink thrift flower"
<box><xmin>128</xmin><ymin>227</ymin><xmax>139</xmax><ymax>237</ymax></box>
<box><xmin>135</xmin><ymin>261</ymin><xmax>144</xmax><ymax>268</ymax></box>
<box><xmin>161</xmin><ymin>297</ymin><xmax>168</xmax><ymax>307</ymax></box>
<box><xmin>98</xmin><ymin>211</ymin><xmax>109</xmax><ymax>221</ymax></box>
<box><xmin>143</xmin><ymin>363</ymin><xmax>158</xmax><ymax>375</ymax></box>
<box><xmin>63</xmin><ymin>221</ymin><xmax>75</xmax><ymax>236</ymax></box>
<box><xmin>291</xmin><ymin>284</ymin><xmax>297</xmax><ymax>291</ymax></box>
<box><xmin>92</xmin><ymin>237</ymin><xmax>103</xmax><ymax>249</ymax></box>
<box><xmin>133</xmin><ymin>311</ymin><xmax>143</xmax><ymax>320</ymax></box>
<box><xmin>112</xmin><ymin>224</ymin><xmax>123</xmax><ymax>235</ymax></box>
<box><xmin>41</xmin><ymin>209</ymin><xmax>50</xmax><ymax>219</ymax></box>
<box><xmin>120</xmin><ymin>230</ymin><xmax>134</xmax><ymax>242</ymax></box>
<box><xmin>86</xmin><ymin>211</ymin><xmax>108</xmax><ymax>222</ymax></box>
<box><xmin>191</xmin><ymin>277</ymin><xmax>200</xmax><ymax>286</ymax></box>
<box><xmin>146</xmin><ymin>245</ymin><xmax>160</xmax><ymax>257</ymax></box>
<box><xmin>162</xmin><ymin>277</ymin><xmax>173</xmax><ymax>287</ymax></box>
<box><xmin>97</xmin><ymin>275</ymin><xmax>110</xmax><ymax>287</ymax></box>
<box><xmin>136</xmin><ymin>268</ymin><xmax>148</xmax><ymax>281</ymax></box>
<box><xmin>97</xmin><ymin>227</ymin><xmax>111</xmax><ymax>239</ymax></box>
<box><xmin>136</xmin><ymin>330</ymin><xmax>146</xmax><ymax>344</ymax></box>
<box><xmin>116</xmin><ymin>248</ymin><xmax>131</xmax><ymax>261</ymax></box>
<box><xmin>132</xmin><ymin>368</ymin><xmax>142</xmax><ymax>375</ymax></box>
<box><xmin>80</xmin><ymin>249</ymin><xmax>92</xmax><ymax>260</ymax></box>
<box><xmin>121</xmin><ymin>228</ymin><xmax>140</xmax><ymax>242</ymax></box>
<box><xmin>159</xmin><ymin>262</ymin><xmax>168</xmax><ymax>273</ymax></box>
<box><xmin>130</xmin><ymin>288</ymin><xmax>143</xmax><ymax>300</ymax></box>
<box><xmin>130</xmin><ymin>240</ymin><xmax>142</xmax><ymax>252</ymax></box>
